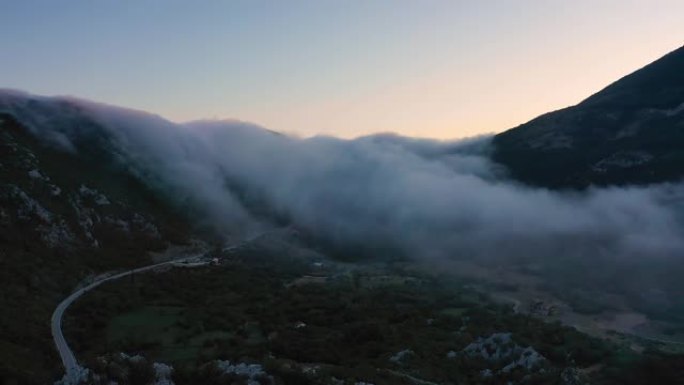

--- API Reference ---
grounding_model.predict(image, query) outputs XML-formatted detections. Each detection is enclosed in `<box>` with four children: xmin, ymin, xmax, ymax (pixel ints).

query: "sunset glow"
<box><xmin>2</xmin><ymin>1</ymin><xmax>683</xmax><ymax>138</ymax></box>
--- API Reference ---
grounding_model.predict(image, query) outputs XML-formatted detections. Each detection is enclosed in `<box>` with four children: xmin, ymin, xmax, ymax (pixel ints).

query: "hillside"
<box><xmin>0</xmin><ymin>112</ymin><xmax>194</xmax><ymax>384</ymax></box>
<box><xmin>3</xmin><ymin>42</ymin><xmax>684</xmax><ymax>383</ymax></box>
<box><xmin>493</xmin><ymin>45</ymin><xmax>684</xmax><ymax>188</ymax></box>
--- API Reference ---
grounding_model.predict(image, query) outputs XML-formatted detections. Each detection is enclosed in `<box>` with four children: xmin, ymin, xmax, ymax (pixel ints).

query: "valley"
<box><xmin>48</xmin><ymin>234</ymin><xmax>682</xmax><ymax>385</ymax></box>
<box><xmin>438</xmin><ymin>259</ymin><xmax>684</xmax><ymax>352</ymax></box>
<box><xmin>2</xmin><ymin>43</ymin><xmax>684</xmax><ymax>385</ymax></box>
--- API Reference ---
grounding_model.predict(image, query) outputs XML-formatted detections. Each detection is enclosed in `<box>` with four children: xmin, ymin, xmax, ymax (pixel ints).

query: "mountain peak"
<box><xmin>492</xmin><ymin>45</ymin><xmax>684</xmax><ymax>188</ymax></box>
<box><xmin>580</xmin><ymin>44</ymin><xmax>684</xmax><ymax>109</ymax></box>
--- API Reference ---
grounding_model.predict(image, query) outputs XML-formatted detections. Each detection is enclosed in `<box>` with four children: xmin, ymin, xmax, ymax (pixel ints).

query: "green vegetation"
<box><xmin>64</xmin><ymin>250</ymin><xmax>639</xmax><ymax>385</ymax></box>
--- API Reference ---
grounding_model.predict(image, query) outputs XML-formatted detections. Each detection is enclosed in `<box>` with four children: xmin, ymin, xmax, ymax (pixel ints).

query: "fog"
<box><xmin>3</xmin><ymin>91</ymin><xmax>684</xmax><ymax>308</ymax></box>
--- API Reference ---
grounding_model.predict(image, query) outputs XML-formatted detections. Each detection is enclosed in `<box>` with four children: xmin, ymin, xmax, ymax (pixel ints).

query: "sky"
<box><xmin>1</xmin><ymin>1</ymin><xmax>683</xmax><ymax>139</ymax></box>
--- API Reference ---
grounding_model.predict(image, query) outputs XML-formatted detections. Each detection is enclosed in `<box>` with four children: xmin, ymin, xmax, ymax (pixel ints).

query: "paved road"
<box><xmin>386</xmin><ymin>369</ymin><xmax>441</xmax><ymax>385</ymax></box>
<box><xmin>51</xmin><ymin>231</ymin><xmax>270</xmax><ymax>384</ymax></box>
<box><xmin>51</xmin><ymin>258</ymin><xmax>207</xmax><ymax>384</ymax></box>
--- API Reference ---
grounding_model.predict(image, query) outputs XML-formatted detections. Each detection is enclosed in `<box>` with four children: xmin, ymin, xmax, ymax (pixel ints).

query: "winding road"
<box><xmin>51</xmin><ymin>257</ymin><xmax>207</xmax><ymax>384</ymax></box>
<box><xmin>51</xmin><ymin>232</ymin><xmax>270</xmax><ymax>384</ymax></box>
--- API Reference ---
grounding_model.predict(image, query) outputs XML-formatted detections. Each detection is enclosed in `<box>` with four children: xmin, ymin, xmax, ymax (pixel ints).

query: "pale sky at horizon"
<box><xmin>1</xmin><ymin>1</ymin><xmax>683</xmax><ymax>139</ymax></box>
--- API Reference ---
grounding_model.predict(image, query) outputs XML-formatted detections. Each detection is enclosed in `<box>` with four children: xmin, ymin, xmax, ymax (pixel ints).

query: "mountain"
<box><xmin>2</xmin><ymin>45</ymin><xmax>684</xmax><ymax>384</ymax></box>
<box><xmin>0</xmin><ymin>107</ymin><xmax>195</xmax><ymax>384</ymax></box>
<box><xmin>492</xmin><ymin>45</ymin><xmax>684</xmax><ymax>188</ymax></box>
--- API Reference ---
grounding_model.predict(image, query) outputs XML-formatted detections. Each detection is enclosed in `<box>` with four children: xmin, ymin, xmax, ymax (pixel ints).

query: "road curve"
<box><xmin>52</xmin><ymin>232</ymin><xmax>270</xmax><ymax>384</ymax></box>
<box><xmin>51</xmin><ymin>258</ymin><xmax>202</xmax><ymax>384</ymax></box>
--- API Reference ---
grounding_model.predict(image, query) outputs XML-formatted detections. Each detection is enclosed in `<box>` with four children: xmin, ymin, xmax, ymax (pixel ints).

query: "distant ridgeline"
<box><xmin>492</xmin><ymin>45</ymin><xmax>684</xmax><ymax>188</ymax></box>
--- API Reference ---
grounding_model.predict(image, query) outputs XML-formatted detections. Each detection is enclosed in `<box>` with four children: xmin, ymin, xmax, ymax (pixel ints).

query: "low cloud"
<box><xmin>3</xmin><ymin>91</ymin><xmax>684</xmax><ymax>307</ymax></box>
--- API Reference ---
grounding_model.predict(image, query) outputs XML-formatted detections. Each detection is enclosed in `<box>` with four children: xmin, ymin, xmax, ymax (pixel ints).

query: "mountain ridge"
<box><xmin>492</xmin><ymin>44</ymin><xmax>684</xmax><ymax>188</ymax></box>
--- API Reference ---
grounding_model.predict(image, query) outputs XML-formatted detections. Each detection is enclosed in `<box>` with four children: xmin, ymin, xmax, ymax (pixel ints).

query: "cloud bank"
<box><xmin>3</xmin><ymin>90</ymin><xmax>684</xmax><ymax>308</ymax></box>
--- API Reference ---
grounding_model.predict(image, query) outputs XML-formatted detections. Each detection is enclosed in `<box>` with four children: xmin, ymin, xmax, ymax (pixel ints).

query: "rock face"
<box><xmin>461</xmin><ymin>332</ymin><xmax>546</xmax><ymax>374</ymax></box>
<box><xmin>493</xmin><ymin>45</ymin><xmax>684</xmax><ymax>188</ymax></box>
<box><xmin>0</xmin><ymin>112</ymin><xmax>188</xmax><ymax>253</ymax></box>
<box><xmin>68</xmin><ymin>353</ymin><xmax>176</xmax><ymax>385</ymax></box>
<box><xmin>153</xmin><ymin>362</ymin><xmax>175</xmax><ymax>385</ymax></box>
<box><xmin>214</xmin><ymin>360</ymin><xmax>273</xmax><ymax>385</ymax></box>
